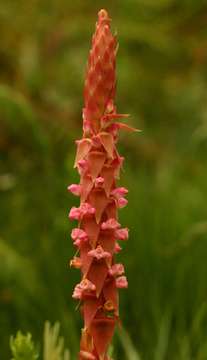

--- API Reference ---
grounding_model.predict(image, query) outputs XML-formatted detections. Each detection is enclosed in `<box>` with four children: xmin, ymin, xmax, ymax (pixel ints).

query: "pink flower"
<box><xmin>115</xmin><ymin>227</ymin><xmax>129</xmax><ymax>240</ymax></box>
<box><xmin>72</xmin><ymin>286</ymin><xmax>83</xmax><ymax>300</ymax></box>
<box><xmin>115</xmin><ymin>276</ymin><xmax>128</xmax><ymax>289</ymax></box>
<box><xmin>88</xmin><ymin>245</ymin><xmax>111</xmax><ymax>260</ymax></box>
<box><xmin>81</xmin><ymin>279</ymin><xmax>96</xmax><ymax>291</ymax></box>
<box><xmin>109</xmin><ymin>263</ymin><xmax>125</xmax><ymax>277</ymax></box>
<box><xmin>69</xmin><ymin>203</ymin><xmax>95</xmax><ymax>221</ymax></box>
<box><xmin>111</xmin><ymin>187</ymin><xmax>128</xmax><ymax>208</ymax></box>
<box><xmin>67</xmin><ymin>184</ymin><xmax>82</xmax><ymax>196</ymax></box>
<box><xmin>94</xmin><ymin>176</ymin><xmax>104</xmax><ymax>188</ymax></box>
<box><xmin>73</xmin><ymin>239</ymin><xmax>84</xmax><ymax>247</ymax></box>
<box><xmin>71</xmin><ymin>228</ymin><xmax>88</xmax><ymax>247</ymax></box>
<box><xmin>111</xmin><ymin>187</ymin><xmax>128</xmax><ymax>197</ymax></box>
<box><xmin>80</xmin><ymin>203</ymin><xmax>96</xmax><ymax>216</ymax></box>
<box><xmin>117</xmin><ymin>197</ymin><xmax>128</xmax><ymax>208</ymax></box>
<box><xmin>69</xmin><ymin>207</ymin><xmax>81</xmax><ymax>220</ymax></box>
<box><xmin>71</xmin><ymin>228</ymin><xmax>88</xmax><ymax>241</ymax></box>
<box><xmin>72</xmin><ymin>279</ymin><xmax>96</xmax><ymax>299</ymax></box>
<box><xmin>114</xmin><ymin>243</ymin><xmax>122</xmax><ymax>253</ymax></box>
<box><xmin>101</xmin><ymin>218</ymin><xmax>120</xmax><ymax>230</ymax></box>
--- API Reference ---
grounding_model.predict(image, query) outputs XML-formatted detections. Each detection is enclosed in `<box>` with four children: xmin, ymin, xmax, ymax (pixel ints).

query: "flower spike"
<box><xmin>68</xmin><ymin>9</ymin><xmax>138</xmax><ymax>359</ymax></box>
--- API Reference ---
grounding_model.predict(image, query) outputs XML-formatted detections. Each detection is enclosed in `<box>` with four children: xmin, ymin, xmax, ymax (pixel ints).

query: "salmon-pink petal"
<box><xmin>114</xmin><ymin>243</ymin><xmax>122</xmax><ymax>253</ymax></box>
<box><xmin>80</xmin><ymin>203</ymin><xmax>96</xmax><ymax>217</ymax></box>
<box><xmin>71</xmin><ymin>228</ymin><xmax>88</xmax><ymax>241</ymax></box>
<box><xmin>90</xmin><ymin>318</ymin><xmax>116</xmax><ymax>358</ymax></box>
<box><xmin>98</xmin><ymin>132</ymin><xmax>114</xmax><ymax>158</ymax></box>
<box><xmin>94</xmin><ymin>176</ymin><xmax>104</xmax><ymax>188</ymax></box>
<box><xmin>69</xmin><ymin>207</ymin><xmax>81</xmax><ymax>220</ymax></box>
<box><xmin>115</xmin><ymin>228</ymin><xmax>129</xmax><ymax>240</ymax></box>
<box><xmin>81</xmin><ymin>279</ymin><xmax>96</xmax><ymax>291</ymax></box>
<box><xmin>74</xmin><ymin>138</ymin><xmax>92</xmax><ymax>167</ymax></box>
<box><xmin>109</xmin><ymin>263</ymin><xmax>125</xmax><ymax>277</ymax></box>
<box><xmin>70</xmin><ymin>203</ymin><xmax>95</xmax><ymax>221</ymax></box>
<box><xmin>117</xmin><ymin>197</ymin><xmax>128</xmax><ymax>208</ymax></box>
<box><xmin>72</xmin><ymin>285</ymin><xmax>83</xmax><ymax>299</ymax></box>
<box><xmin>116</xmin><ymin>276</ymin><xmax>128</xmax><ymax>288</ymax></box>
<box><xmin>74</xmin><ymin>239</ymin><xmax>82</xmax><ymax>247</ymax></box>
<box><xmin>87</xmin><ymin>151</ymin><xmax>106</xmax><ymax>180</ymax></box>
<box><xmin>88</xmin><ymin>245</ymin><xmax>111</xmax><ymax>260</ymax></box>
<box><xmin>101</xmin><ymin>218</ymin><xmax>120</xmax><ymax>230</ymax></box>
<box><xmin>68</xmin><ymin>184</ymin><xmax>82</xmax><ymax>196</ymax></box>
<box><xmin>111</xmin><ymin>187</ymin><xmax>128</xmax><ymax>197</ymax></box>
<box><xmin>73</xmin><ymin>279</ymin><xmax>96</xmax><ymax>299</ymax></box>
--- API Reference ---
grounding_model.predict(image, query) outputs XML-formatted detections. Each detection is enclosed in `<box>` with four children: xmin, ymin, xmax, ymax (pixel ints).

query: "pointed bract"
<box><xmin>90</xmin><ymin>318</ymin><xmax>116</xmax><ymax>358</ymax></box>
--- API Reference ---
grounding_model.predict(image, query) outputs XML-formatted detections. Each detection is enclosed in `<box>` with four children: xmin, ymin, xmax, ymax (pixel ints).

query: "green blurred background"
<box><xmin>1</xmin><ymin>0</ymin><xmax>207</xmax><ymax>359</ymax></box>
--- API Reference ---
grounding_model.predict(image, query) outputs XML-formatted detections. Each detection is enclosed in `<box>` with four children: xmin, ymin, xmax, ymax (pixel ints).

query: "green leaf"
<box><xmin>10</xmin><ymin>331</ymin><xmax>39</xmax><ymax>360</ymax></box>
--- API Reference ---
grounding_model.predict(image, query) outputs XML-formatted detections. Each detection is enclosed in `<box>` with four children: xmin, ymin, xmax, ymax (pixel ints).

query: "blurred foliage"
<box><xmin>1</xmin><ymin>0</ymin><xmax>207</xmax><ymax>359</ymax></box>
<box><xmin>10</xmin><ymin>322</ymin><xmax>69</xmax><ymax>360</ymax></box>
<box><xmin>10</xmin><ymin>332</ymin><xmax>38</xmax><ymax>360</ymax></box>
<box><xmin>43</xmin><ymin>322</ymin><xmax>70</xmax><ymax>360</ymax></box>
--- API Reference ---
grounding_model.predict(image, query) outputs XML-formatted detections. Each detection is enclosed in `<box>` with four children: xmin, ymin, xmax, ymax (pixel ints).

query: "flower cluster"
<box><xmin>68</xmin><ymin>9</ymin><xmax>137</xmax><ymax>360</ymax></box>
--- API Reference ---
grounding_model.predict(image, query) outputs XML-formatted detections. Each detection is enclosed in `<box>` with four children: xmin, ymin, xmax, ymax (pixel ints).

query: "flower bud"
<box><xmin>116</xmin><ymin>276</ymin><xmax>128</xmax><ymax>289</ymax></box>
<box><xmin>68</xmin><ymin>184</ymin><xmax>82</xmax><ymax>196</ymax></box>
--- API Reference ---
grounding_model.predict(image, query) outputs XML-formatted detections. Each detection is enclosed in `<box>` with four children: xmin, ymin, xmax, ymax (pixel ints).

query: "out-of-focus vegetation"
<box><xmin>10</xmin><ymin>322</ymin><xmax>69</xmax><ymax>360</ymax></box>
<box><xmin>10</xmin><ymin>331</ymin><xmax>38</xmax><ymax>360</ymax></box>
<box><xmin>1</xmin><ymin>0</ymin><xmax>207</xmax><ymax>359</ymax></box>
